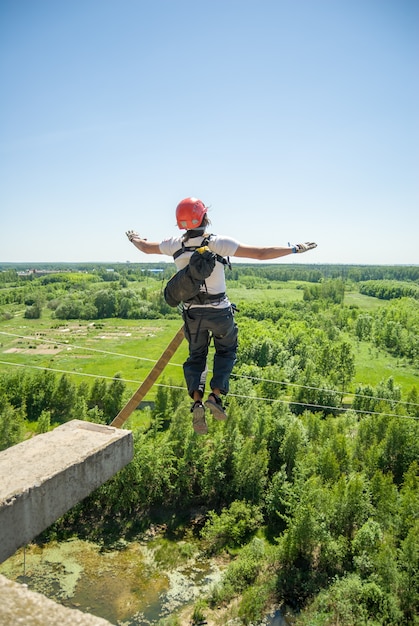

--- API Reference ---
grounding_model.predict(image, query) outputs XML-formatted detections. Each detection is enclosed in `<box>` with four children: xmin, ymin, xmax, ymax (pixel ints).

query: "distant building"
<box><xmin>17</xmin><ymin>269</ymin><xmax>60</xmax><ymax>278</ymax></box>
<box><xmin>141</xmin><ymin>268</ymin><xmax>164</xmax><ymax>273</ymax></box>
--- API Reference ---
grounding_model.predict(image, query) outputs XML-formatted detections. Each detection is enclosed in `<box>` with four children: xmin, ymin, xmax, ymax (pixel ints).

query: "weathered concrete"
<box><xmin>0</xmin><ymin>574</ymin><xmax>115</xmax><ymax>625</ymax></box>
<box><xmin>0</xmin><ymin>420</ymin><xmax>133</xmax><ymax>563</ymax></box>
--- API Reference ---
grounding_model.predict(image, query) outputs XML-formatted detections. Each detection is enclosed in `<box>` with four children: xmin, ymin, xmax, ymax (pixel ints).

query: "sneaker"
<box><xmin>191</xmin><ymin>401</ymin><xmax>208</xmax><ymax>435</ymax></box>
<box><xmin>205</xmin><ymin>393</ymin><xmax>227</xmax><ymax>421</ymax></box>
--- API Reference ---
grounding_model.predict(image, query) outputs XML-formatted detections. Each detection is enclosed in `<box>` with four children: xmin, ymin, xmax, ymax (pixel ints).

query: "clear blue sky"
<box><xmin>1</xmin><ymin>0</ymin><xmax>418</xmax><ymax>265</ymax></box>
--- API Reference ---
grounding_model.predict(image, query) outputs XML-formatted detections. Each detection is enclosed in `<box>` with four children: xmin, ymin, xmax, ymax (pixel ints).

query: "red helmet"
<box><xmin>176</xmin><ymin>197</ymin><xmax>207</xmax><ymax>230</ymax></box>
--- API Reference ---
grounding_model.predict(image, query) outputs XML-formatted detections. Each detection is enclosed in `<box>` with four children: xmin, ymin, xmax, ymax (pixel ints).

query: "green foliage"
<box><xmin>191</xmin><ymin>599</ymin><xmax>207</xmax><ymax>624</ymax></box>
<box><xmin>201</xmin><ymin>501</ymin><xmax>263</xmax><ymax>554</ymax></box>
<box><xmin>303</xmin><ymin>279</ymin><xmax>345</xmax><ymax>304</ymax></box>
<box><xmin>295</xmin><ymin>573</ymin><xmax>403</xmax><ymax>626</ymax></box>
<box><xmin>209</xmin><ymin>538</ymin><xmax>266</xmax><ymax>609</ymax></box>
<box><xmin>0</xmin><ymin>394</ymin><xmax>25</xmax><ymax>450</ymax></box>
<box><xmin>0</xmin><ymin>368</ymin><xmax>125</xmax><ymax>446</ymax></box>
<box><xmin>398</xmin><ymin>520</ymin><xmax>419</xmax><ymax>621</ymax></box>
<box><xmin>355</xmin><ymin>313</ymin><xmax>374</xmax><ymax>340</ymax></box>
<box><xmin>24</xmin><ymin>300</ymin><xmax>43</xmax><ymax>319</ymax></box>
<box><xmin>233</xmin><ymin>437</ymin><xmax>269</xmax><ymax>502</ymax></box>
<box><xmin>224</xmin><ymin>537</ymin><xmax>264</xmax><ymax>590</ymax></box>
<box><xmin>360</xmin><ymin>279</ymin><xmax>419</xmax><ymax>300</ymax></box>
<box><xmin>371</xmin><ymin>298</ymin><xmax>419</xmax><ymax>361</ymax></box>
<box><xmin>238</xmin><ymin>582</ymin><xmax>271</xmax><ymax>625</ymax></box>
<box><xmin>1</xmin><ymin>263</ymin><xmax>419</xmax><ymax>623</ymax></box>
<box><xmin>36</xmin><ymin>409</ymin><xmax>51</xmax><ymax>433</ymax></box>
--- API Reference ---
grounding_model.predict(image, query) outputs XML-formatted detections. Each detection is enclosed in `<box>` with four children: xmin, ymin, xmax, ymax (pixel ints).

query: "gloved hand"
<box><xmin>292</xmin><ymin>242</ymin><xmax>317</xmax><ymax>253</ymax></box>
<box><xmin>126</xmin><ymin>230</ymin><xmax>140</xmax><ymax>242</ymax></box>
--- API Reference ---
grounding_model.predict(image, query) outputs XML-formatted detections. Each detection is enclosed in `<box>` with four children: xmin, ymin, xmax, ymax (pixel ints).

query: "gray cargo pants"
<box><xmin>182</xmin><ymin>306</ymin><xmax>238</xmax><ymax>397</ymax></box>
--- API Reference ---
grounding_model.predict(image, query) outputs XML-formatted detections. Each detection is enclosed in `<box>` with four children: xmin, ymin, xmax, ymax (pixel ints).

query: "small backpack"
<box><xmin>163</xmin><ymin>236</ymin><xmax>230</xmax><ymax>308</ymax></box>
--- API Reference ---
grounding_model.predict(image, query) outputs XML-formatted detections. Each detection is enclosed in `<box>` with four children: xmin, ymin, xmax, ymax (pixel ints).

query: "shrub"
<box><xmin>201</xmin><ymin>500</ymin><xmax>263</xmax><ymax>554</ymax></box>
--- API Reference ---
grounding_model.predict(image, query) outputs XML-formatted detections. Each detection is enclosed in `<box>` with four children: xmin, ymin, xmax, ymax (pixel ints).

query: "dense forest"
<box><xmin>0</xmin><ymin>263</ymin><xmax>418</xmax><ymax>625</ymax></box>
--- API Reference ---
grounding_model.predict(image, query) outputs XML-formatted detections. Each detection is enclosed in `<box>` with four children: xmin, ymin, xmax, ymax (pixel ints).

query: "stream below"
<box><xmin>0</xmin><ymin>532</ymin><xmax>290</xmax><ymax>625</ymax></box>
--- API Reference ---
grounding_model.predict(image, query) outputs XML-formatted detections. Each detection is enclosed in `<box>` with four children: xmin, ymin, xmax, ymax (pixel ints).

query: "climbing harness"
<box><xmin>172</xmin><ymin>235</ymin><xmax>231</xmax><ymax>270</ymax></box>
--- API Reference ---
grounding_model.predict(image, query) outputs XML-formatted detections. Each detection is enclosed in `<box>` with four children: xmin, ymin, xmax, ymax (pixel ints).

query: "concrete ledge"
<box><xmin>0</xmin><ymin>574</ymin><xmax>114</xmax><ymax>625</ymax></box>
<box><xmin>0</xmin><ymin>420</ymin><xmax>133</xmax><ymax>563</ymax></box>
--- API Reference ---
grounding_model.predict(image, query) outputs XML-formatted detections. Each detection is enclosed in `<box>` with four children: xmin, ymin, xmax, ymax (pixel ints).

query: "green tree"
<box><xmin>233</xmin><ymin>438</ymin><xmax>269</xmax><ymax>503</ymax></box>
<box><xmin>352</xmin><ymin>518</ymin><xmax>383</xmax><ymax>577</ymax></box>
<box><xmin>331</xmin><ymin>473</ymin><xmax>373</xmax><ymax>540</ymax></box>
<box><xmin>355</xmin><ymin>314</ymin><xmax>373</xmax><ymax>340</ymax></box>
<box><xmin>317</xmin><ymin>446</ymin><xmax>341</xmax><ymax>482</ymax></box>
<box><xmin>398</xmin><ymin>461</ymin><xmax>419</xmax><ymax>540</ymax></box>
<box><xmin>200</xmin><ymin>427</ymin><xmax>237</xmax><ymax>507</ymax></box>
<box><xmin>295</xmin><ymin>574</ymin><xmax>402</xmax><ymax>626</ymax></box>
<box><xmin>406</xmin><ymin>386</ymin><xmax>419</xmax><ymax>418</ymax></box>
<box><xmin>398</xmin><ymin>521</ymin><xmax>419</xmax><ymax>621</ymax></box>
<box><xmin>378</xmin><ymin>418</ymin><xmax>419</xmax><ymax>485</ymax></box>
<box><xmin>201</xmin><ymin>500</ymin><xmax>263</xmax><ymax>554</ymax></box>
<box><xmin>0</xmin><ymin>397</ymin><xmax>25</xmax><ymax>451</ymax></box>
<box><xmin>25</xmin><ymin>370</ymin><xmax>57</xmax><ymax>421</ymax></box>
<box><xmin>281</xmin><ymin>417</ymin><xmax>307</xmax><ymax>478</ymax></box>
<box><xmin>52</xmin><ymin>374</ymin><xmax>76</xmax><ymax>423</ymax></box>
<box><xmin>69</xmin><ymin>396</ymin><xmax>89</xmax><ymax>421</ymax></box>
<box><xmin>24</xmin><ymin>300</ymin><xmax>42</xmax><ymax>319</ymax></box>
<box><xmin>36</xmin><ymin>409</ymin><xmax>51</xmax><ymax>433</ymax></box>
<box><xmin>54</xmin><ymin>297</ymin><xmax>85</xmax><ymax>319</ymax></box>
<box><xmin>370</xmin><ymin>470</ymin><xmax>399</xmax><ymax>532</ymax></box>
<box><xmin>152</xmin><ymin>384</ymin><xmax>170</xmax><ymax>428</ymax></box>
<box><xmin>331</xmin><ymin>340</ymin><xmax>355</xmax><ymax>392</ymax></box>
<box><xmin>94</xmin><ymin>289</ymin><xmax>117</xmax><ymax>318</ymax></box>
<box><xmin>103</xmin><ymin>374</ymin><xmax>125</xmax><ymax>422</ymax></box>
<box><xmin>265</xmin><ymin>468</ymin><xmax>288</xmax><ymax>532</ymax></box>
<box><xmin>89</xmin><ymin>378</ymin><xmax>107</xmax><ymax>411</ymax></box>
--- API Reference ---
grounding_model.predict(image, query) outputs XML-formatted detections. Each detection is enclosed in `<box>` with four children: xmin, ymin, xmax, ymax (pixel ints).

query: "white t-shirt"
<box><xmin>159</xmin><ymin>234</ymin><xmax>240</xmax><ymax>308</ymax></box>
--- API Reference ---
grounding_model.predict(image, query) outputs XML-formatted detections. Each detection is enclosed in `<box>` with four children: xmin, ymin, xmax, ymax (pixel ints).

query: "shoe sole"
<box><xmin>193</xmin><ymin>405</ymin><xmax>208</xmax><ymax>434</ymax></box>
<box><xmin>205</xmin><ymin>399</ymin><xmax>227</xmax><ymax>421</ymax></box>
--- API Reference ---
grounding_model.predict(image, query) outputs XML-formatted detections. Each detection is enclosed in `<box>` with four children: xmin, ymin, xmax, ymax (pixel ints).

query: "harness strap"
<box><xmin>173</xmin><ymin>235</ymin><xmax>231</xmax><ymax>269</ymax></box>
<box><xmin>185</xmin><ymin>291</ymin><xmax>226</xmax><ymax>305</ymax></box>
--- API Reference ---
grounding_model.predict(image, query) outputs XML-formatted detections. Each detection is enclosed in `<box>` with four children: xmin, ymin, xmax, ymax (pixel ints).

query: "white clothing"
<box><xmin>159</xmin><ymin>234</ymin><xmax>240</xmax><ymax>308</ymax></box>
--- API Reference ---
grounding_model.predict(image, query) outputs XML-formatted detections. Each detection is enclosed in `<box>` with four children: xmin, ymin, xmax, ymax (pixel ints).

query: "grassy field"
<box><xmin>344</xmin><ymin>289</ymin><xmax>389</xmax><ymax>310</ymax></box>
<box><xmin>0</xmin><ymin>311</ymin><xmax>189</xmax><ymax>399</ymax></box>
<box><xmin>227</xmin><ymin>280</ymin><xmax>304</xmax><ymax>305</ymax></box>
<box><xmin>0</xmin><ymin>282</ymin><xmax>417</xmax><ymax>410</ymax></box>
<box><xmin>352</xmin><ymin>338</ymin><xmax>418</xmax><ymax>391</ymax></box>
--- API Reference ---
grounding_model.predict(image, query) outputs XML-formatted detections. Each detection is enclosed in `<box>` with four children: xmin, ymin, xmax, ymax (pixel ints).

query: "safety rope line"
<box><xmin>0</xmin><ymin>359</ymin><xmax>185</xmax><ymax>389</ymax></box>
<box><xmin>227</xmin><ymin>390</ymin><xmax>419</xmax><ymax>421</ymax></box>
<box><xmin>0</xmin><ymin>331</ymin><xmax>175</xmax><ymax>366</ymax></box>
<box><xmin>1</xmin><ymin>330</ymin><xmax>417</xmax><ymax>410</ymax></box>
<box><xmin>0</xmin><ymin>359</ymin><xmax>417</xmax><ymax>421</ymax></box>
<box><xmin>230</xmin><ymin>372</ymin><xmax>419</xmax><ymax>408</ymax></box>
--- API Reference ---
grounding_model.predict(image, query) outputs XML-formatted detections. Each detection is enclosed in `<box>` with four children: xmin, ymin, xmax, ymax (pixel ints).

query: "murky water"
<box><xmin>0</xmin><ymin>536</ymin><xmax>222</xmax><ymax>625</ymax></box>
<box><xmin>0</xmin><ymin>534</ymin><xmax>290</xmax><ymax>625</ymax></box>
<box><xmin>263</xmin><ymin>610</ymin><xmax>291</xmax><ymax>626</ymax></box>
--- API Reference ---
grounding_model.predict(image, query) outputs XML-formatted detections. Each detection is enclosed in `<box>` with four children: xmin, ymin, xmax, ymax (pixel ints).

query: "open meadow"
<box><xmin>0</xmin><ymin>267</ymin><xmax>418</xmax><ymax>414</ymax></box>
<box><xmin>1</xmin><ymin>263</ymin><xmax>419</xmax><ymax>626</ymax></box>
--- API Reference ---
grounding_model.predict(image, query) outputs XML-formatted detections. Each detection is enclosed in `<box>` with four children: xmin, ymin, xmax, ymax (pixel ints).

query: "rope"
<box><xmin>0</xmin><ymin>359</ymin><xmax>417</xmax><ymax>421</ymax></box>
<box><xmin>227</xmin><ymin>390</ymin><xmax>419</xmax><ymax>420</ymax></box>
<box><xmin>0</xmin><ymin>331</ymin><xmax>418</xmax><ymax>420</ymax></box>
<box><xmin>0</xmin><ymin>330</ymin><xmax>181</xmax><ymax>366</ymax></box>
<box><xmin>0</xmin><ymin>359</ymin><xmax>185</xmax><ymax>389</ymax></box>
<box><xmin>1</xmin><ymin>330</ymin><xmax>417</xmax><ymax>410</ymax></box>
<box><xmin>230</xmin><ymin>372</ymin><xmax>419</xmax><ymax>409</ymax></box>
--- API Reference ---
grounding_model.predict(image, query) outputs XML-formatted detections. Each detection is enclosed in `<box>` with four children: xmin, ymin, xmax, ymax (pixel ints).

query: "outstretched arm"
<box><xmin>234</xmin><ymin>242</ymin><xmax>317</xmax><ymax>260</ymax></box>
<box><xmin>126</xmin><ymin>230</ymin><xmax>162</xmax><ymax>255</ymax></box>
